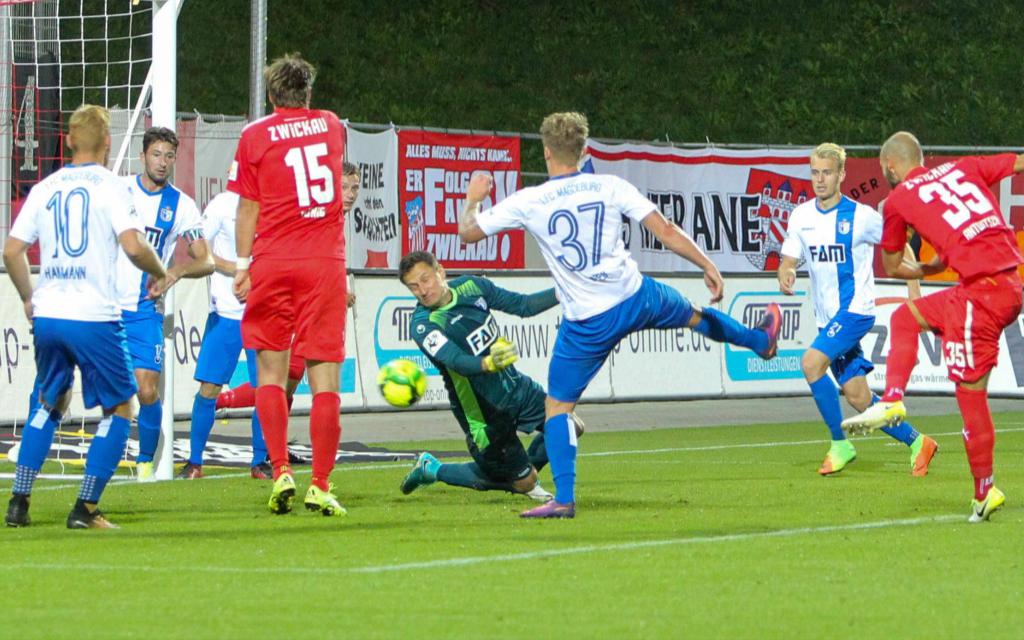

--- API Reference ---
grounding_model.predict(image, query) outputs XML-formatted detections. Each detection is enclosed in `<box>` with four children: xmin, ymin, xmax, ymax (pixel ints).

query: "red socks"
<box><xmin>309</xmin><ymin>392</ymin><xmax>341</xmax><ymax>492</ymax></box>
<box><xmin>217</xmin><ymin>382</ymin><xmax>256</xmax><ymax>409</ymax></box>
<box><xmin>882</xmin><ymin>304</ymin><xmax>920</xmax><ymax>402</ymax></box>
<box><xmin>956</xmin><ymin>385</ymin><xmax>995</xmax><ymax>500</ymax></box>
<box><xmin>255</xmin><ymin>384</ymin><xmax>290</xmax><ymax>476</ymax></box>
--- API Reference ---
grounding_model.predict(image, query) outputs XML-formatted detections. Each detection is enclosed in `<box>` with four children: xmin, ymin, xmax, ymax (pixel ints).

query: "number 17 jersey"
<box><xmin>227</xmin><ymin>106</ymin><xmax>346</xmax><ymax>260</ymax></box>
<box><xmin>881</xmin><ymin>154</ymin><xmax>1022</xmax><ymax>281</ymax></box>
<box><xmin>476</xmin><ymin>172</ymin><xmax>655</xmax><ymax>321</ymax></box>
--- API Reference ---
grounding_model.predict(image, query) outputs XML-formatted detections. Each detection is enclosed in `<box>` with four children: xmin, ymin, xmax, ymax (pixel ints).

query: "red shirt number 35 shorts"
<box><xmin>911</xmin><ymin>269</ymin><xmax>1022</xmax><ymax>384</ymax></box>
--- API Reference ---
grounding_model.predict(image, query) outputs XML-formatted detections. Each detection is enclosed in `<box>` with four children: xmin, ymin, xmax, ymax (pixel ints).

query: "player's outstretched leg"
<box><xmin>691</xmin><ymin>303</ymin><xmax>782</xmax><ymax>360</ymax></box>
<box><xmin>842</xmin><ymin>305</ymin><xmax>920</xmax><ymax>434</ymax></box>
<box><xmin>68</xmin><ymin>413</ymin><xmax>131</xmax><ymax>529</ymax></box>
<box><xmin>6</xmin><ymin>405</ymin><xmax>62</xmax><ymax>527</ymax></box>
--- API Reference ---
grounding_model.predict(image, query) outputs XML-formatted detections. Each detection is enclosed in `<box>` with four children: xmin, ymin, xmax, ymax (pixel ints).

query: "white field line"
<box><xmin>4</xmin><ymin>425</ymin><xmax>1024</xmax><ymax>489</ymax></box>
<box><xmin>4</xmin><ymin>514</ymin><xmax>964</xmax><ymax>576</ymax></box>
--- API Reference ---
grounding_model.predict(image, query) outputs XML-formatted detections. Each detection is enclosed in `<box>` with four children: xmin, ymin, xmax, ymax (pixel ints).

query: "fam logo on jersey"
<box><xmin>158</xmin><ymin>205</ymin><xmax>174</xmax><ymax>222</ymax></box>
<box><xmin>723</xmin><ymin>291</ymin><xmax>806</xmax><ymax>381</ymax></box>
<box><xmin>372</xmin><ymin>296</ymin><xmax>439</xmax><ymax>376</ymax></box>
<box><xmin>746</xmin><ymin>169</ymin><xmax>813</xmax><ymax>272</ymax></box>
<box><xmin>466</xmin><ymin>315</ymin><xmax>499</xmax><ymax>356</ymax></box>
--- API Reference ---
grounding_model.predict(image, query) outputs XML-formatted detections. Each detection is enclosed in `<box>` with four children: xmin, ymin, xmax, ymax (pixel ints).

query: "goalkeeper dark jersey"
<box><xmin>410</xmin><ymin>275</ymin><xmax>557</xmax><ymax>450</ymax></box>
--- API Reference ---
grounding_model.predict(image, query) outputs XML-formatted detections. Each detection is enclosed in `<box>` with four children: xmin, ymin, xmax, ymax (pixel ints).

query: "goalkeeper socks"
<box><xmin>18</xmin><ymin>405</ymin><xmax>62</xmax><ymax>471</ymax></box>
<box><xmin>136</xmin><ymin>400</ymin><xmax>162</xmax><ymax>462</ymax></box>
<box><xmin>693</xmin><ymin>307</ymin><xmax>767</xmax><ymax>353</ymax></box>
<box><xmin>310</xmin><ymin>392</ymin><xmax>341</xmax><ymax>491</ymax></box>
<box><xmin>874</xmin><ymin>395</ymin><xmax>920</xmax><ymax>445</ymax></box>
<box><xmin>188</xmin><ymin>394</ymin><xmax>218</xmax><ymax>465</ymax></box>
<box><xmin>438</xmin><ymin>462</ymin><xmax>511</xmax><ymax>491</ymax></box>
<box><xmin>809</xmin><ymin>376</ymin><xmax>845</xmax><ymax>441</ymax></box>
<box><xmin>882</xmin><ymin>305</ymin><xmax>919</xmax><ymax>402</ymax></box>
<box><xmin>256</xmin><ymin>384</ymin><xmax>290</xmax><ymax>473</ymax></box>
<box><xmin>527</xmin><ymin>431</ymin><xmax>548</xmax><ymax>471</ymax></box>
<box><xmin>544</xmin><ymin>413</ymin><xmax>577</xmax><ymax>504</ymax></box>
<box><xmin>956</xmin><ymin>386</ymin><xmax>995</xmax><ymax>491</ymax></box>
<box><xmin>84</xmin><ymin>415</ymin><xmax>130</xmax><ymax>485</ymax></box>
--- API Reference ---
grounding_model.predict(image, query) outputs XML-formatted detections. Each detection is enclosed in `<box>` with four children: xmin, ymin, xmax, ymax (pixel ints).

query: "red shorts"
<box><xmin>911</xmin><ymin>270</ymin><xmax>1022</xmax><ymax>383</ymax></box>
<box><xmin>242</xmin><ymin>257</ymin><xmax>347</xmax><ymax>363</ymax></box>
<box><xmin>288</xmin><ymin>348</ymin><xmax>306</xmax><ymax>381</ymax></box>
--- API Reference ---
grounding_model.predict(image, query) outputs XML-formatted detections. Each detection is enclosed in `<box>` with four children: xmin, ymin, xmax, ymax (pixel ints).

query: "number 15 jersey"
<box><xmin>476</xmin><ymin>172</ymin><xmax>655</xmax><ymax>321</ymax></box>
<box><xmin>227</xmin><ymin>107</ymin><xmax>346</xmax><ymax>260</ymax></box>
<box><xmin>881</xmin><ymin>154</ymin><xmax>1022</xmax><ymax>281</ymax></box>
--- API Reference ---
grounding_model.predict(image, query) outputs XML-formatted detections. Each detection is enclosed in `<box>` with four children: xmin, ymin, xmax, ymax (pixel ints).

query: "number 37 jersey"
<box><xmin>9</xmin><ymin>163</ymin><xmax>143</xmax><ymax>321</ymax></box>
<box><xmin>476</xmin><ymin>172</ymin><xmax>654</xmax><ymax>321</ymax></box>
<box><xmin>227</xmin><ymin>107</ymin><xmax>346</xmax><ymax>260</ymax></box>
<box><xmin>881</xmin><ymin>154</ymin><xmax>1022</xmax><ymax>281</ymax></box>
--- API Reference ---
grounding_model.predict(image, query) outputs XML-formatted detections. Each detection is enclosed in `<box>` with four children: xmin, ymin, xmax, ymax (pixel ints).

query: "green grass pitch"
<box><xmin>2</xmin><ymin>411</ymin><xmax>1023</xmax><ymax>639</ymax></box>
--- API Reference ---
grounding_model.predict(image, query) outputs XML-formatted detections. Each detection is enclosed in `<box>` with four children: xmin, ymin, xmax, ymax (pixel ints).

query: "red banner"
<box><xmin>844</xmin><ymin>155</ymin><xmax>1024</xmax><ymax>281</ymax></box>
<box><xmin>397</xmin><ymin>131</ymin><xmax>523</xmax><ymax>268</ymax></box>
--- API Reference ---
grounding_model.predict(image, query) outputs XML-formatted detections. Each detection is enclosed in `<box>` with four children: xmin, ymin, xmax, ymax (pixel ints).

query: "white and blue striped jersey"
<box><xmin>780</xmin><ymin>195</ymin><xmax>881</xmax><ymax>327</ymax></box>
<box><xmin>116</xmin><ymin>175</ymin><xmax>203</xmax><ymax>313</ymax></box>
<box><xmin>200</xmin><ymin>191</ymin><xmax>244</xmax><ymax>320</ymax></box>
<box><xmin>10</xmin><ymin>163</ymin><xmax>143</xmax><ymax>322</ymax></box>
<box><xmin>476</xmin><ymin>172</ymin><xmax>654</xmax><ymax>321</ymax></box>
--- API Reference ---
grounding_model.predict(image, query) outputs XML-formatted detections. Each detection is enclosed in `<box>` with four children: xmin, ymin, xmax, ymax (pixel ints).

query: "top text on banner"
<box><xmin>586</xmin><ymin>141</ymin><xmax>812</xmax><ymax>274</ymax></box>
<box><xmin>398</xmin><ymin>130</ymin><xmax>523</xmax><ymax>268</ymax></box>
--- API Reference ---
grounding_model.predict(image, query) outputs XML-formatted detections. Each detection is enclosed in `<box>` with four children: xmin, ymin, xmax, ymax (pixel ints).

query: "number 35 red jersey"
<box><xmin>227</xmin><ymin>107</ymin><xmax>346</xmax><ymax>260</ymax></box>
<box><xmin>881</xmin><ymin>154</ymin><xmax>1022</xmax><ymax>281</ymax></box>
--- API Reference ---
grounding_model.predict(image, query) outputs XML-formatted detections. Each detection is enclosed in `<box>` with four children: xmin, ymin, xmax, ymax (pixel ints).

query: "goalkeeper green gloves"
<box><xmin>482</xmin><ymin>337</ymin><xmax>518</xmax><ymax>373</ymax></box>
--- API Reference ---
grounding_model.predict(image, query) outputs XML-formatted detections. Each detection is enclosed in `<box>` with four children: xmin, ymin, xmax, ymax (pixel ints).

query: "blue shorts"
<box><xmin>809</xmin><ymin>311</ymin><xmax>875</xmax><ymax>385</ymax></box>
<box><xmin>122</xmin><ymin>308</ymin><xmax>163</xmax><ymax>372</ymax></box>
<box><xmin>33</xmin><ymin>317</ymin><xmax>137</xmax><ymax>410</ymax></box>
<box><xmin>195</xmin><ymin>313</ymin><xmax>259</xmax><ymax>386</ymax></box>
<box><xmin>548</xmin><ymin>276</ymin><xmax>694</xmax><ymax>403</ymax></box>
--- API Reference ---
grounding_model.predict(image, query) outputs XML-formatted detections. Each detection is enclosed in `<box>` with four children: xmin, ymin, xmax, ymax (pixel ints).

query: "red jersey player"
<box><xmin>229</xmin><ymin>53</ymin><xmax>348</xmax><ymax>517</ymax></box>
<box><xmin>842</xmin><ymin>131</ymin><xmax>1024</xmax><ymax>522</ymax></box>
<box><xmin>218</xmin><ymin>163</ymin><xmax>359</xmax><ymax>413</ymax></box>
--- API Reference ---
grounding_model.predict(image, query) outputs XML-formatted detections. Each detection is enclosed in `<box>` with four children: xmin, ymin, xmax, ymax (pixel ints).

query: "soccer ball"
<box><xmin>377</xmin><ymin>359</ymin><xmax>428</xmax><ymax>408</ymax></box>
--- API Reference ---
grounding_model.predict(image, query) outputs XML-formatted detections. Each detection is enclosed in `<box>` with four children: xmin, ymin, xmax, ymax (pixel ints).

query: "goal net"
<box><xmin>1</xmin><ymin>0</ymin><xmax>162</xmax><ymax>477</ymax></box>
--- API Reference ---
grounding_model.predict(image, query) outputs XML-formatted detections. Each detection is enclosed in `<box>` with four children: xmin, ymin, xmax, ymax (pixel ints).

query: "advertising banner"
<box><xmin>585</xmin><ymin>141</ymin><xmax>812</xmax><ymax>273</ymax></box>
<box><xmin>345</xmin><ymin>127</ymin><xmax>401</xmax><ymax>268</ymax></box>
<box><xmin>397</xmin><ymin>130</ymin><xmax>524</xmax><ymax>268</ymax></box>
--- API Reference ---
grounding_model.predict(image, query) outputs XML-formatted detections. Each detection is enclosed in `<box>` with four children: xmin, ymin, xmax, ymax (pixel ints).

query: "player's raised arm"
<box><xmin>640</xmin><ymin>210</ymin><xmax>724</xmax><ymax>303</ymax></box>
<box><xmin>458</xmin><ymin>172</ymin><xmax>494</xmax><ymax>243</ymax></box>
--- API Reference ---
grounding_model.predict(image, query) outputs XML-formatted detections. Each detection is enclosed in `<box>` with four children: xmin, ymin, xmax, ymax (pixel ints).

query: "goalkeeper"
<box><xmin>397</xmin><ymin>250</ymin><xmax>578</xmax><ymax>502</ymax></box>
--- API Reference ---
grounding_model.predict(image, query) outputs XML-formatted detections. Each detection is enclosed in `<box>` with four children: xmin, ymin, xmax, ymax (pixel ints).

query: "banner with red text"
<box><xmin>398</xmin><ymin>131</ymin><xmax>523</xmax><ymax>268</ymax></box>
<box><xmin>585</xmin><ymin>141</ymin><xmax>812</xmax><ymax>273</ymax></box>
